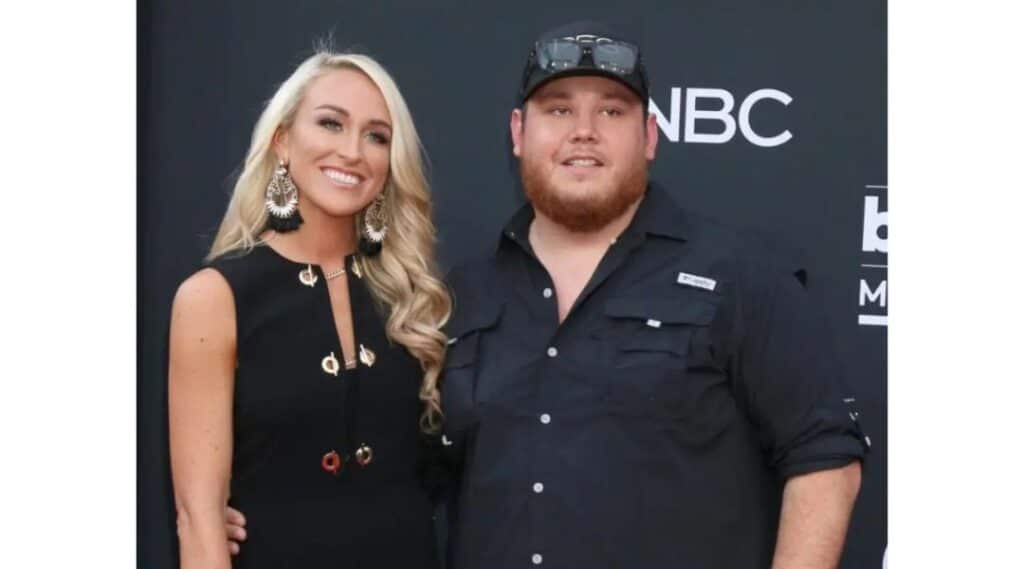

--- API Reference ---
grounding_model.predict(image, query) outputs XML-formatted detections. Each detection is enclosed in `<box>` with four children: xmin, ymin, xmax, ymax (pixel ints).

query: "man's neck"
<box><xmin>528</xmin><ymin>196</ymin><xmax>644</xmax><ymax>254</ymax></box>
<box><xmin>527</xmin><ymin>196</ymin><xmax>644</xmax><ymax>323</ymax></box>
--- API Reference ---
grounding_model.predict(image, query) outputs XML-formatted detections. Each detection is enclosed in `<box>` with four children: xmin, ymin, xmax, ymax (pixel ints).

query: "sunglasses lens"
<box><xmin>593</xmin><ymin>42</ymin><xmax>638</xmax><ymax>74</ymax></box>
<box><xmin>538</xmin><ymin>40</ymin><xmax>582</xmax><ymax>70</ymax></box>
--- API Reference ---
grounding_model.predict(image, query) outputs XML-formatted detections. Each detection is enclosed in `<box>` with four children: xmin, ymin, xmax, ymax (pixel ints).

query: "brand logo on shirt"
<box><xmin>677</xmin><ymin>272</ymin><xmax>717</xmax><ymax>291</ymax></box>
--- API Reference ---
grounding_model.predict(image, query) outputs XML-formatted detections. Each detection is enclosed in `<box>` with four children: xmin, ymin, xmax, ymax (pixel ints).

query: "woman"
<box><xmin>168</xmin><ymin>50</ymin><xmax>451</xmax><ymax>568</ymax></box>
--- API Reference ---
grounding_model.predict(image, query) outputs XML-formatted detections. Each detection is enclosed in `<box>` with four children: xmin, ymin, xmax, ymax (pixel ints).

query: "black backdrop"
<box><xmin>139</xmin><ymin>1</ymin><xmax>886</xmax><ymax>567</ymax></box>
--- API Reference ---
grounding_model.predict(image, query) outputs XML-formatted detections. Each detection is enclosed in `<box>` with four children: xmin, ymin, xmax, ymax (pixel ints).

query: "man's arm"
<box><xmin>728</xmin><ymin>254</ymin><xmax>870</xmax><ymax>567</ymax></box>
<box><xmin>771</xmin><ymin>461</ymin><xmax>862</xmax><ymax>569</ymax></box>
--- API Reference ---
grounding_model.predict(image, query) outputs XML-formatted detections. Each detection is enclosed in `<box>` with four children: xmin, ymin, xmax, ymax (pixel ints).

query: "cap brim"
<box><xmin>521</xmin><ymin>67</ymin><xmax>647</xmax><ymax>105</ymax></box>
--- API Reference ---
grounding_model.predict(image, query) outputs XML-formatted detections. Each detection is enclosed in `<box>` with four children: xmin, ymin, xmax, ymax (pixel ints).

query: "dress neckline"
<box><xmin>258</xmin><ymin>241</ymin><xmax>356</xmax><ymax>270</ymax></box>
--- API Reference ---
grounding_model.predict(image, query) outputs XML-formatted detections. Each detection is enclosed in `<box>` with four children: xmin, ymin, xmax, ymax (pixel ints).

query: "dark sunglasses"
<box><xmin>534</xmin><ymin>34</ymin><xmax>640</xmax><ymax>76</ymax></box>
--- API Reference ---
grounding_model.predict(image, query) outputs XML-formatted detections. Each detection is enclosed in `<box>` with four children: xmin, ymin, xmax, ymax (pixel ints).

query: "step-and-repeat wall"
<box><xmin>140</xmin><ymin>1</ymin><xmax>886</xmax><ymax>566</ymax></box>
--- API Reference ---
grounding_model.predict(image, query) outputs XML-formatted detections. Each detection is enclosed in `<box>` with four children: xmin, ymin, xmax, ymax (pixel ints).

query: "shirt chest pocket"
<box><xmin>440</xmin><ymin>302</ymin><xmax>503</xmax><ymax>435</ymax></box>
<box><xmin>600</xmin><ymin>296</ymin><xmax>718</xmax><ymax>417</ymax></box>
<box><xmin>604</xmin><ymin>296</ymin><xmax>715</xmax><ymax>365</ymax></box>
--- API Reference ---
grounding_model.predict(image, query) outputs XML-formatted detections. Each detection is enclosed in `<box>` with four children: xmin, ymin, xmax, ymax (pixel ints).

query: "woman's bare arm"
<box><xmin>168</xmin><ymin>268</ymin><xmax>236</xmax><ymax>569</ymax></box>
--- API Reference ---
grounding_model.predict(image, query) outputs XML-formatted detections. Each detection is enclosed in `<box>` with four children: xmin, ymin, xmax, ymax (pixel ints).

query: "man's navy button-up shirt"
<box><xmin>440</xmin><ymin>185</ymin><xmax>869</xmax><ymax>569</ymax></box>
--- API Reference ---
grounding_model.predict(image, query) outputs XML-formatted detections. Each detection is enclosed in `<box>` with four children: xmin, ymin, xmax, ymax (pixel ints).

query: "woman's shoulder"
<box><xmin>204</xmin><ymin>245</ymin><xmax>284</xmax><ymax>287</ymax></box>
<box><xmin>170</xmin><ymin>245</ymin><xmax>280</xmax><ymax>345</ymax></box>
<box><xmin>169</xmin><ymin>267</ymin><xmax>237</xmax><ymax>355</ymax></box>
<box><xmin>204</xmin><ymin>244</ymin><xmax>265</xmax><ymax>273</ymax></box>
<box><xmin>173</xmin><ymin>267</ymin><xmax>235</xmax><ymax>319</ymax></box>
<box><xmin>174</xmin><ymin>244</ymin><xmax>271</xmax><ymax>320</ymax></box>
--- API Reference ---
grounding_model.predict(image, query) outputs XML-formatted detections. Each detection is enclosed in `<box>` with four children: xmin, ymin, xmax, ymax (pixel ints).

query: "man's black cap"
<box><xmin>519</xmin><ymin>20</ymin><xmax>650</xmax><ymax>108</ymax></box>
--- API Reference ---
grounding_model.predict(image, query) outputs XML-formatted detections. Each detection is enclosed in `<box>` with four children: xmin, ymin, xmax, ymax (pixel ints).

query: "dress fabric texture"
<box><xmin>207</xmin><ymin>245</ymin><xmax>439</xmax><ymax>569</ymax></box>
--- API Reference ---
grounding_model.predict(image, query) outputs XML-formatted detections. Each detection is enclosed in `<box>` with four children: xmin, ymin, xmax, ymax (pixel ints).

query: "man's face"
<box><xmin>511</xmin><ymin>75</ymin><xmax>658</xmax><ymax>232</ymax></box>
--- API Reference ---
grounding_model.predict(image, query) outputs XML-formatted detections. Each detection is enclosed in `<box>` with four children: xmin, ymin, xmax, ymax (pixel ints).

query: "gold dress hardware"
<box><xmin>321</xmin><ymin>352</ymin><xmax>340</xmax><ymax>376</ymax></box>
<box><xmin>358</xmin><ymin>344</ymin><xmax>376</xmax><ymax>368</ymax></box>
<box><xmin>299</xmin><ymin>264</ymin><xmax>318</xmax><ymax>287</ymax></box>
<box><xmin>355</xmin><ymin>444</ymin><xmax>373</xmax><ymax>467</ymax></box>
<box><xmin>350</xmin><ymin>257</ymin><xmax>363</xmax><ymax>279</ymax></box>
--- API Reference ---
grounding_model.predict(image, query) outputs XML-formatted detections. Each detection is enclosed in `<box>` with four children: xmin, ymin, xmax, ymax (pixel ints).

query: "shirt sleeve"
<box><xmin>731</xmin><ymin>255</ymin><xmax>870</xmax><ymax>480</ymax></box>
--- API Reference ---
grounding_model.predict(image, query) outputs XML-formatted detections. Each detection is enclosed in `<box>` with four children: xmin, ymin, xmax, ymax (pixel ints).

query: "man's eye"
<box><xmin>549</xmin><ymin>107</ymin><xmax>570</xmax><ymax>116</ymax></box>
<box><xmin>601</xmin><ymin>108</ymin><xmax>623</xmax><ymax>117</ymax></box>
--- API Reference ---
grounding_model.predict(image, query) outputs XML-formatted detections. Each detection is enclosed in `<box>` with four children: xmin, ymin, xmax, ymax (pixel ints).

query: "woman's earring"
<box><xmin>265</xmin><ymin>159</ymin><xmax>303</xmax><ymax>232</ymax></box>
<box><xmin>358</xmin><ymin>193</ymin><xmax>388</xmax><ymax>257</ymax></box>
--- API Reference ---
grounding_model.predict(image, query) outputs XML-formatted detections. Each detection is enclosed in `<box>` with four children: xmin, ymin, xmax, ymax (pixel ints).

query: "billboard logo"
<box><xmin>859</xmin><ymin>185</ymin><xmax>888</xmax><ymax>327</ymax></box>
<box><xmin>650</xmin><ymin>87</ymin><xmax>793</xmax><ymax>147</ymax></box>
<box><xmin>863</xmin><ymin>196</ymin><xmax>888</xmax><ymax>253</ymax></box>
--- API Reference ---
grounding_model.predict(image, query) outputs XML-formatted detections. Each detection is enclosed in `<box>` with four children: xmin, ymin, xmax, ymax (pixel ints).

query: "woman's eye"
<box><xmin>318</xmin><ymin>118</ymin><xmax>342</xmax><ymax>131</ymax></box>
<box><xmin>367</xmin><ymin>132</ymin><xmax>391</xmax><ymax>145</ymax></box>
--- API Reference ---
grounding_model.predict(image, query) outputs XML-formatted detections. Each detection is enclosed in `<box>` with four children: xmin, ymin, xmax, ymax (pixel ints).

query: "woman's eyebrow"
<box><xmin>314</xmin><ymin>104</ymin><xmax>391</xmax><ymax>130</ymax></box>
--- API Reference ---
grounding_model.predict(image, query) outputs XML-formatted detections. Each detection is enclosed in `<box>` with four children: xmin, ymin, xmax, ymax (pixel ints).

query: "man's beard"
<box><xmin>521</xmin><ymin>157</ymin><xmax>647</xmax><ymax>233</ymax></box>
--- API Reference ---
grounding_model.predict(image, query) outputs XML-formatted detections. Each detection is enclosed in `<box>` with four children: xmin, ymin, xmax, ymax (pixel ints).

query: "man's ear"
<box><xmin>510</xmin><ymin>108</ymin><xmax>525</xmax><ymax>157</ymax></box>
<box><xmin>644</xmin><ymin>112</ymin><xmax>659</xmax><ymax>161</ymax></box>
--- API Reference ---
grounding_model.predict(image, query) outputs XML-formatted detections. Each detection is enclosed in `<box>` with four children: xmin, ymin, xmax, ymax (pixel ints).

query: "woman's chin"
<box><xmin>304</xmin><ymin>194</ymin><xmax>374</xmax><ymax>219</ymax></box>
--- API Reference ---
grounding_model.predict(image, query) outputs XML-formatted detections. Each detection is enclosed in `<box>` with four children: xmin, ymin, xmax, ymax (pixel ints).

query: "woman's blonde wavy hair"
<box><xmin>207</xmin><ymin>50</ymin><xmax>451</xmax><ymax>433</ymax></box>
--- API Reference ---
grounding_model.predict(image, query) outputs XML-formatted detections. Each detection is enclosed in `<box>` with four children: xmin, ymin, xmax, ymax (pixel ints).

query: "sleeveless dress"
<box><xmin>207</xmin><ymin>245</ymin><xmax>440</xmax><ymax>569</ymax></box>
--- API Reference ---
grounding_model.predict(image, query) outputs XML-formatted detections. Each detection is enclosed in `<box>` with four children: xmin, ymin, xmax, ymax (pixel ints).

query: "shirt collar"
<box><xmin>622</xmin><ymin>182</ymin><xmax>690</xmax><ymax>242</ymax></box>
<box><xmin>498</xmin><ymin>182</ymin><xmax>689</xmax><ymax>247</ymax></box>
<box><xmin>500</xmin><ymin>199</ymin><xmax>535</xmax><ymax>245</ymax></box>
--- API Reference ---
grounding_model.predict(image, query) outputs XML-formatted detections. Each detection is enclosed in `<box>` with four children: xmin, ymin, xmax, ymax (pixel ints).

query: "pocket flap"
<box><xmin>445</xmin><ymin>301</ymin><xmax>503</xmax><ymax>340</ymax></box>
<box><xmin>604</xmin><ymin>297</ymin><xmax>715</xmax><ymax>326</ymax></box>
<box><xmin>445</xmin><ymin>333</ymin><xmax>480</xmax><ymax>368</ymax></box>
<box><xmin>620</xmin><ymin>326</ymin><xmax>694</xmax><ymax>355</ymax></box>
<box><xmin>444</xmin><ymin>302</ymin><xmax>503</xmax><ymax>368</ymax></box>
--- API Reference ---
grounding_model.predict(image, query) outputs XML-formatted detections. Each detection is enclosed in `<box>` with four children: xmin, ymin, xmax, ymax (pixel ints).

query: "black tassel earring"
<box><xmin>358</xmin><ymin>193</ymin><xmax>387</xmax><ymax>257</ymax></box>
<box><xmin>265</xmin><ymin>160</ymin><xmax>304</xmax><ymax>232</ymax></box>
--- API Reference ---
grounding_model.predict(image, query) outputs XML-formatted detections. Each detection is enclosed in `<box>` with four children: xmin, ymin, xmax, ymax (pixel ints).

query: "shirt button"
<box><xmin>546</xmin><ymin>346</ymin><xmax>558</xmax><ymax>357</ymax></box>
<box><xmin>532</xmin><ymin>553</ymin><xmax>543</xmax><ymax>565</ymax></box>
<box><xmin>542</xmin><ymin>287</ymin><xmax>553</xmax><ymax>298</ymax></box>
<box><xmin>533</xmin><ymin>482</ymin><xmax>544</xmax><ymax>493</ymax></box>
<box><xmin>539</xmin><ymin>413</ymin><xmax>551</xmax><ymax>424</ymax></box>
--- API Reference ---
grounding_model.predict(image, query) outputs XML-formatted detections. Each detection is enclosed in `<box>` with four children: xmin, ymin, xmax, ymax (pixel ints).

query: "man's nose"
<box><xmin>569</xmin><ymin>113</ymin><xmax>599</xmax><ymax>144</ymax></box>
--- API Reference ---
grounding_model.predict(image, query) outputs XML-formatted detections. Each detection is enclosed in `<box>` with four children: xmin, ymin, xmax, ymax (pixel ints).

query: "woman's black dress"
<box><xmin>207</xmin><ymin>245</ymin><xmax>439</xmax><ymax>569</ymax></box>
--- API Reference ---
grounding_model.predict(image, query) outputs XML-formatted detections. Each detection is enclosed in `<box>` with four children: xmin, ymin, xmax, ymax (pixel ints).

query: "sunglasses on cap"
<box><xmin>534</xmin><ymin>34</ymin><xmax>640</xmax><ymax>75</ymax></box>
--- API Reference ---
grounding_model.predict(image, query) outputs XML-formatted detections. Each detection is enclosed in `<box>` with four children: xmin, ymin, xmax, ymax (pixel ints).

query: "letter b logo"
<box><xmin>862</xmin><ymin>196</ymin><xmax>887</xmax><ymax>254</ymax></box>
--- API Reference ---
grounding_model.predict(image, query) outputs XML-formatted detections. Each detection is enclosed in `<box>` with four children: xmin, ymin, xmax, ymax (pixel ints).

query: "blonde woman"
<box><xmin>168</xmin><ymin>50</ymin><xmax>451</xmax><ymax>569</ymax></box>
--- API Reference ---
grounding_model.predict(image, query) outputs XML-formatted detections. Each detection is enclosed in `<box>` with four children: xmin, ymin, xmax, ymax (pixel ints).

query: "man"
<box><xmin>227</xmin><ymin>20</ymin><xmax>868</xmax><ymax>568</ymax></box>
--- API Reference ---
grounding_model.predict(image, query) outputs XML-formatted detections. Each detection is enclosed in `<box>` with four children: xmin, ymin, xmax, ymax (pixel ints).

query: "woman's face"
<box><xmin>274</xmin><ymin>67</ymin><xmax>393</xmax><ymax>220</ymax></box>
